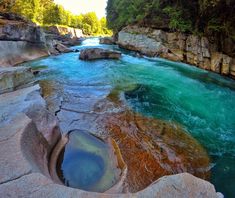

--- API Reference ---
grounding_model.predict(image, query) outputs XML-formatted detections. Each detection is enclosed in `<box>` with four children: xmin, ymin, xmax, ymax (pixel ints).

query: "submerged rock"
<box><xmin>99</xmin><ymin>110</ymin><xmax>211</xmax><ymax>192</ymax></box>
<box><xmin>52</xmin><ymin>81</ymin><xmax>211</xmax><ymax>193</ymax></box>
<box><xmin>79</xmin><ymin>48</ymin><xmax>121</xmax><ymax>60</ymax></box>
<box><xmin>0</xmin><ymin>69</ymin><xmax>222</xmax><ymax>197</ymax></box>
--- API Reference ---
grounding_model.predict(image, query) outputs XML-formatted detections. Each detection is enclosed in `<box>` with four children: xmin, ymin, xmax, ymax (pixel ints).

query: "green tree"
<box><xmin>100</xmin><ymin>17</ymin><xmax>112</xmax><ymax>35</ymax></box>
<box><xmin>11</xmin><ymin>0</ymin><xmax>40</xmax><ymax>22</ymax></box>
<box><xmin>1</xmin><ymin>0</ymin><xmax>112</xmax><ymax>36</ymax></box>
<box><xmin>163</xmin><ymin>6</ymin><xmax>192</xmax><ymax>32</ymax></box>
<box><xmin>106</xmin><ymin>0</ymin><xmax>235</xmax><ymax>40</ymax></box>
<box><xmin>82</xmin><ymin>12</ymin><xmax>100</xmax><ymax>34</ymax></box>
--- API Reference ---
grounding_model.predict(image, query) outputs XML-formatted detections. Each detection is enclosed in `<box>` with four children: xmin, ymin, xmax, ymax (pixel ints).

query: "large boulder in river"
<box><xmin>54</xmin><ymin>43</ymin><xmax>72</xmax><ymax>53</ymax></box>
<box><xmin>99</xmin><ymin>37</ymin><xmax>116</xmax><ymax>45</ymax></box>
<box><xmin>79</xmin><ymin>48</ymin><xmax>121</xmax><ymax>60</ymax></box>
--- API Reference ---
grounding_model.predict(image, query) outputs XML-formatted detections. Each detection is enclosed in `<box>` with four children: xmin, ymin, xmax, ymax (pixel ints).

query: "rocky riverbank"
<box><xmin>0</xmin><ymin>17</ymin><xmax>224</xmax><ymax>196</ymax></box>
<box><xmin>0</xmin><ymin>66</ymin><xmax>223</xmax><ymax>197</ymax></box>
<box><xmin>117</xmin><ymin>25</ymin><xmax>235</xmax><ymax>79</ymax></box>
<box><xmin>0</xmin><ymin>13</ymin><xmax>83</xmax><ymax>66</ymax></box>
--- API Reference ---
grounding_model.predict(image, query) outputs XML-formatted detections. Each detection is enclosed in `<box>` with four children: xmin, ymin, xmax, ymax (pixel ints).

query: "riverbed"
<box><xmin>22</xmin><ymin>38</ymin><xmax>235</xmax><ymax>197</ymax></box>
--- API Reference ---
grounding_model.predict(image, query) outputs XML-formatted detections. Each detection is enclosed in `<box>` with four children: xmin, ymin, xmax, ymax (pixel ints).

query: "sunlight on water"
<box><xmin>22</xmin><ymin>38</ymin><xmax>235</xmax><ymax>197</ymax></box>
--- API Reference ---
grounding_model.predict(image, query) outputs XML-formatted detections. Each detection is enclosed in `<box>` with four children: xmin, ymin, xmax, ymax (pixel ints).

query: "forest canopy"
<box><xmin>0</xmin><ymin>0</ymin><xmax>111</xmax><ymax>35</ymax></box>
<box><xmin>106</xmin><ymin>0</ymin><xmax>235</xmax><ymax>40</ymax></box>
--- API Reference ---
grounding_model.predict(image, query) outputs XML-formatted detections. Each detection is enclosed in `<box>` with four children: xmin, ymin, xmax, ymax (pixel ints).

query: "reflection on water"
<box><xmin>22</xmin><ymin>37</ymin><xmax>235</xmax><ymax>197</ymax></box>
<box><xmin>58</xmin><ymin>131</ymin><xmax>121</xmax><ymax>192</ymax></box>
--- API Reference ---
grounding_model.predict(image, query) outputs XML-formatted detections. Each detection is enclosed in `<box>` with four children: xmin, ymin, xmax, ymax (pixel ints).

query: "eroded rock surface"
<box><xmin>118</xmin><ymin>25</ymin><xmax>235</xmax><ymax>79</ymax></box>
<box><xmin>0</xmin><ymin>114</ymin><xmax>51</xmax><ymax>184</ymax></box>
<box><xmin>43</xmin><ymin>25</ymin><xmax>83</xmax><ymax>39</ymax></box>
<box><xmin>55</xmin><ymin>131</ymin><xmax>127</xmax><ymax>193</ymax></box>
<box><xmin>0</xmin><ymin>85</ymin><xmax>60</xmax><ymax>146</ymax></box>
<box><xmin>0</xmin><ymin>172</ymin><xmax>222</xmax><ymax>198</ymax></box>
<box><xmin>0</xmin><ymin>43</ymin><xmax>222</xmax><ymax>196</ymax></box>
<box><xmin>0</xmin><ymin>13</ymin><xmax>49</xmax><ymax>66</ymax></box>
<box><xmin>100</xmin><ymin>110</ymin><xmax>210</xmax><ymax>192</ymax></box>
<box><xmin>45</xmin><ymin>80</ymin><xmax>212</xmax><ymax>193</ymax></box>
<box><xmin>79</xmin><ymin>48</ymin><xmax>121</xmax><ymax>60</ymax></box>
<box><xmin>0</xmin><ymin>66</ymin><xmax>34</xmax><ymax>94</ymax></box>
<box><xmin>0</xmin><ymin>66</ymin><xmax>222</xmax><ymax>197</ymax></box>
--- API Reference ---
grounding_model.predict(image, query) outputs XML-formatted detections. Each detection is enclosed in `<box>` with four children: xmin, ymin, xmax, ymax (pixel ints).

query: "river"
<box><xmin>22</xmin><ymin>38</ymin><xmax>235</xmax><ymax>197</ymax></box>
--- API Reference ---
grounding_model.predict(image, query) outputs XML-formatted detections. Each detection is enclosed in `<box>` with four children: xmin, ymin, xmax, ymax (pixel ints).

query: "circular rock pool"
<box><xmin>56</xmin><ymin>131</ymin><xmax>125</xmax><ymax>192</ymax></box>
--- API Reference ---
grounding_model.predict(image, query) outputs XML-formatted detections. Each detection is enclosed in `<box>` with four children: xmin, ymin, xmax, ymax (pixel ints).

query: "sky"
<box><xmin>54</xmin><ymin>0</ymin><xmax>108</xmax><ymax>19</ymax></box>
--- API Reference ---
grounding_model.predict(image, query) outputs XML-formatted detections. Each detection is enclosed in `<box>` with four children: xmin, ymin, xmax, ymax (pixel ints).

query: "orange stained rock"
<box><xmin>99</xmin><ymin>110</ymin><xmax>210</xmax><ymax>193</ymax></box>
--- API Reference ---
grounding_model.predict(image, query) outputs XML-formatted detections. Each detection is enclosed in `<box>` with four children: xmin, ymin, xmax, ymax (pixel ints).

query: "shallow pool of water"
<box><xmin>22</xmin><ymin>38</ymin><xmax>235</xmax><ymax>197</ymax></box>
<box><xmin>58</xmin><ymin>130</ymin><xmax>121</xmax><ymax>192</ymax></box>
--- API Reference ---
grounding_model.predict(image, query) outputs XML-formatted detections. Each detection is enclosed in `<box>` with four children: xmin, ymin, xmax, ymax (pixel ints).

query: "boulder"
<box><xmin>118</xmin><ymin>31</ymin><xmax>163</xmax><ymax>56</ymax></box>
<box><xmin>79</xmin><ymin>48</ymin><xmax>121</xmax><ymax>60</ymax></box>
<box><xmin>62</xmin><ymin>38</ymin><xmax>82</xmax><ymax>46</ymax></box>
<box><xmin>54</xmin><ymin>43</ymin><xmax>72</xmax><ymax>53</ymax></box>
<box><xmin>100</xmin><ymin>37</ymin><xmax>116</xmax><ymax>45</ymax></box>
<box><xmin>0</xmin><ymin>66</ymin><xmax>34</xmax><ymax>94</ymax></box>
<box><xmin>43</xmin><ymin>25</ymin><xmax>83</xmax><ymax>51</ymax></box>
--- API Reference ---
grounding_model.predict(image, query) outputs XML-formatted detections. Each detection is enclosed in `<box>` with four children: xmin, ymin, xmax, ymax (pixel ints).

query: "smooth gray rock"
<box><xmin>54</xmin><ymin>43</ymin><xmax>72</xmax><ymax>53</ymax></box>
<box><xmin>0</xmin><ymin>41</ymin><xmax>49</xmax><ymax>66</ymax></box>
<box><xmin>0</xmin><ymin>172</ymin><xmax>222</xmax><ymax>198</ymax></box>
<box><xmin>57</xmin><ymin>109</ymin><xmax>99</xmax><ymax>134</ymax></box>
<box><xmin>0</xmin><ymin>66</ymin><xmax>34</xmax><ymax>94</ymax></box>
<box><xmin>118</xmin><ymin>31</ymin><xmax>164</xmax><ymax>57</ymax></box>
<box><xmin>79</xmin><ymin>48</ymin><xmax>121</xmax><ymax>60</ymax></box>
<box><xmin>0</xmin><ymin>114</ymin><xmax>50</xmax><ymax>184</ymax></box>
<box><xmin>0</xmin><ymin>85</ymin><xmax>60</xmax><ymax>146</ymax></box>
<box><xmin>0</xmin><ymin>16</ymin><xmax>49</xmax><ymax>66</ymax></box>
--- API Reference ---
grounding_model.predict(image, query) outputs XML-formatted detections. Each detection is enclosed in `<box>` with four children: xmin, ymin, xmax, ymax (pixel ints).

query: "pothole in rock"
<box><xmin>50</xmin><ymin>130</ymin><xmax>127</xmax><ymax>193</ymax></box>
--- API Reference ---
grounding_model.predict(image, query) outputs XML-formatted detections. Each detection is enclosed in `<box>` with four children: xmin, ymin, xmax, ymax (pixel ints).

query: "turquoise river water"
<box><xmin>22</xmin><ymin>38</ymin><xmax>235</xmax><ymax>197</ymax></box>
